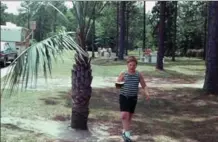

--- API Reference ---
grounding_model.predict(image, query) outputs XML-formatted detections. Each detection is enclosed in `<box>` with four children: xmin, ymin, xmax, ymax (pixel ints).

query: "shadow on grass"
<box><xmin>142</xmin><ymin>69</ymin><xmax>204</xmax><ymax>83</ymax></box>
<box><xmin>91</xmin><ymin>58</ymin><xmax>155</xmax><ymax>67</ymax></box>
<box><xmin>2</xmin><ymin>123</ymin><xmax>36</xmax><ymax>133</ymax></box>
<box><xmin>91</xmin><ymin>57</ymin><xmax>205</xmax><ymax>67</ymax></box>
<box><xmin>39</xmin><ymin>98</ymin><xmax>60</xmax><ymax>105</ymax></box>
<box><xmin>164</xmin><ymin>58</ymin><xmax>205</xmax><ymax>67</ymax></box>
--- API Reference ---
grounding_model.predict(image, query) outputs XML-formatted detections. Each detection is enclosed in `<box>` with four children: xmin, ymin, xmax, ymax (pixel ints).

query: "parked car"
<box><xmin>0</xmin><ymin>42</ymin><xmax>18</xmax><ymax>67</ymax></box>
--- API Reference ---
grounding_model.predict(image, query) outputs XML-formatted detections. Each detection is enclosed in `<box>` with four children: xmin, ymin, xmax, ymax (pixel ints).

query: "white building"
<box><xmin>1</xmin><ymin>22</ymin><xmax>30</xmax><ymax>54</ymax></box>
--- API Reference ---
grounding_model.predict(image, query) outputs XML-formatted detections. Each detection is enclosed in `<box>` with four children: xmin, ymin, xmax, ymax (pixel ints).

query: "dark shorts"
<box><xmin>119</xmin><ymin>95</ymin><xmax>138</xmax><ymax>113</ymax></box>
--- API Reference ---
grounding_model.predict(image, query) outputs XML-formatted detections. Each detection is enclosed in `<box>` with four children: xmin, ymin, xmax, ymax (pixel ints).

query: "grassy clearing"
<box><xmin>16</xmin><ymin>51</ymin><xmax>204</xmax><ymax>83</ymax></box>
<box><xmin>2</xmin><ymin>87</ymin><xmax>218</xmax><ymax>141</ymax></box>
<box><xmin>91</xmin><ymin>56</ymin><xmax>205</xmax><ymax>83</ymax></box>
<box><xmin>2</xmin><ymin>51</ymin><xmax>205</xmax><ymax>81</ymax></box>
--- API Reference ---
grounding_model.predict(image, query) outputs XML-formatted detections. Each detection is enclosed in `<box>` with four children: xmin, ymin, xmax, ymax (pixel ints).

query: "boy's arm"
<box><xmin>117</xmin><ymin>72</ymin><xmax>125</xmax><ymax>82</ymax></box>
<box><xmin>139</xmin><ymin>72</ymin><xmax>150</xmax><ymax>99</ymax></box>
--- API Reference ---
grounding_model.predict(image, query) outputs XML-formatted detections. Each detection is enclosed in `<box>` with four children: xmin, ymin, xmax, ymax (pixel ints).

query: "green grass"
<box><xmin>19</xmin><ymin>51</ymin><xmax>205</xmax><ymax>82</ymax></box>
<box><xmin>37</xmin><ymin>51</ymin><xmax>75</xmax><ymax>78</ymax></box>
<box><xmin>2</xmin><ymin>89</ymin><xmax>70</xmax><ymax>119</ymax></box>
<box><xmin>91</xmin><ymin>56</ymin><xmax>205</xmax><ymax>82</ymax></box>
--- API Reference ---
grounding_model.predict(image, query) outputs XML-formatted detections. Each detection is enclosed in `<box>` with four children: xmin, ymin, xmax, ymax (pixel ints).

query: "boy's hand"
<box><xmin>143</xmin><ymin>86</ymin><xmax>150</xmax><ymax>101</ymax></box>
<box><xmin>139</xmin><ymin>73</ymin><xmax>150</xmax><ymax>101</ymax></box>
<box><xmin>145</xmin><ymin>94</ymin><xmax>150</xmax><ymax>101</ymax></box>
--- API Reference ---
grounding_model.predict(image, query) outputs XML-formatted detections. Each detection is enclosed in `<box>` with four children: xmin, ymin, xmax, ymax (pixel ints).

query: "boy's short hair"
<box><xmin>127</xmin><ymin>56</ymin><xmax>138</xmax><ymax>64</ymax></box>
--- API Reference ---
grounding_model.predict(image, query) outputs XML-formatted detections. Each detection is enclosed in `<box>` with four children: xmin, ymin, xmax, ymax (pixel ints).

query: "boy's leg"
<box><xmin>127</xmin><ymin>97</ymin><xmax>137</xmax><ymax>135</ymax></box>
<box><xmin>121</xmin><ymin>111</ymin><xmax>130</xmax><ymax>131</ymax></box>
<box><xmin>120</xmin><ymin>95</ymin><xmax>131</xmax><ymax>131</ymax></box>
<box><xmin>121</xmin><ymin>112</ymin><xmax>132</xmax><ymax>142</ymax></box>
<box><xmin>128</xmin><ymin>113</ymin><xmax>134</xmax><ymax>124</ymax></box>
<box><xmin>120</xmin><ymin>95</ymin><xmax>132</xmax><ymax>141</ymax></box>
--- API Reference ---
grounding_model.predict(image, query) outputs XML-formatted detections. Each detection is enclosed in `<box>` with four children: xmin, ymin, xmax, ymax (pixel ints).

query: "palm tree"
<box><xmin>2</xmin><ymin>1</ymin><xmax>107</xmax><ymax>130</ymax></box>
<box><xmin>203</xmin><ymin>1</ymin><xmax>218</xmax><ymax>95</ymax></box>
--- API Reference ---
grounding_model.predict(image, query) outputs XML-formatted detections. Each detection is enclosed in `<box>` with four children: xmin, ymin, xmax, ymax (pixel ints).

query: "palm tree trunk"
<box><xmin>71</xmin><ymin>28</ymin><xmax>92</xmax><ymax>130</ymax></box>
<box><xmin>203</xmin><ymin>1</ymin><xmax>218</xmax><ymax>95</ymax></box>
<box><xmin>156</xmin><ymin>1</ymin><xmax>166</xmax><ymax>70</ymax></box>
<box><xmin>71</xmin><ymin>56</ymin><xmax>92</xmax><ymax>130</ymax></box>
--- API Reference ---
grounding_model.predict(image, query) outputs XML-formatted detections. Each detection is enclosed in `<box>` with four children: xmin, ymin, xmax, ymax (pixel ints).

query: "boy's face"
<box><xmin>127</xmin><ymin>61</ymin><xmax>137</xmax><ymax>72</ymax></box>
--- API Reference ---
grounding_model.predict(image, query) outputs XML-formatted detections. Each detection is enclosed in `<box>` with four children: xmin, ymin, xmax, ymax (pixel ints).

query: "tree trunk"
<box><xmin>172</xmin><ymin>1</ymin><xmax>177</xmax><ymax>61</ymax></box>
<box><xmin>143</xmin><ymin>1</ymin><xmax>146</xmax><ymax>52</ymax></box>
<box><xmin>156</xmin><ymin>1</ymin><xmax>166</xmax><ymax>70</ymax></box>
<box><xmin>118</xmin><ymin>1</ymin><xmax>126</xmax><ymax>60</ymax></box>
<box><xmin>27</xmin><ymin>7</ymin><xmax>30</xmax><ymax>29</ymax></box>
<box><xmin>71</xmin><ymin>28</ymin><xmax>92</xmax><ymax>130</ymax></box>
<box><xmin>203</xmin><ymin>2</ymin><xmax>208</xmax><ymax>61</ymax></box>
<box><xmin>53</xmin><ymin>11</ymin><xmax>57</xmax><ymax>33</ymax></box>
<box><xmin>203</xmin><ymin>1</ymin><xmax>218</xmax><ymax>95</ymax></box>
<box><xmin>116</xmin><ymin>2</ymin><xmax>119</xmax><ymax>57</ymax></box>
<box><xmin>165</xmin><ymin>2</ymin><xmax>173</xmax><ymax>57</ymax></box>
<box><xmin>71</xmin><ymin>55</ymin><xmax>92</xmax><ymax>130</ymax></box>
<box><xmin>92</xmin><ymin>8</ymin><xmax>96</xmax><ymax>58</ymax></box>
<box><xmin>125</xmin><ymin>6</ymin><xmax>129</xmax><ymax>56</ymax></box>
<box><xmin>35</xmin><ymin>15</ymin><xmax>42</xmax><ymax>41</ymax></box>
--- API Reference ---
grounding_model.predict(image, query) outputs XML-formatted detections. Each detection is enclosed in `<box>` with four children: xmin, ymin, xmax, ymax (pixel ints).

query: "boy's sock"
<box><xmin>124</xmin><ymin>131</ymin><xmax>131</xmax><ymax>138</ymax></box>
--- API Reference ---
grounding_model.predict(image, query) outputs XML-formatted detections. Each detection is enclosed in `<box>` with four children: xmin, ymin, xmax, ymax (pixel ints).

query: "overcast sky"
<box><xmin>2</xmin><ymin>1</ymin><xmax>156</xmax><ymax>15</ymax></box>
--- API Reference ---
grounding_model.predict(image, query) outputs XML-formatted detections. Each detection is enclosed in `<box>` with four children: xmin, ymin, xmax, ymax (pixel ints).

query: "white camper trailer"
<box><xmin>1</xmin><ymin>22</ymin><xmax>30</xmax><ymax>55</ymax></box>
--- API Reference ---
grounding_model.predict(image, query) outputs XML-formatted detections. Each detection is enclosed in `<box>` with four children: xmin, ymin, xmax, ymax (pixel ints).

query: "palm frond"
<box><xmin>2</xmin><ymin>32</ymin><xmax>88</xmax><ymax>96</ymax></box>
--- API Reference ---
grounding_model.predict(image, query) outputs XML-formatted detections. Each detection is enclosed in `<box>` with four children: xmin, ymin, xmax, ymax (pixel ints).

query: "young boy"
<box><xmin>116</xmin><ymin>56</ymin><xmax>150</xmax><ymax>142</ymax></box>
